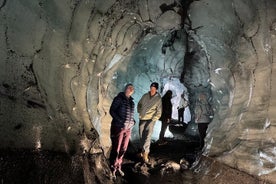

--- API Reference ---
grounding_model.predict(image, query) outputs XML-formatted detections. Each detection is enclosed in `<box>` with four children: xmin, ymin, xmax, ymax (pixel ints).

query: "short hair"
<box><xmin>124</xmin><ymin>83</ymin><xmax>133</xmax><ymax>91</ymax></box>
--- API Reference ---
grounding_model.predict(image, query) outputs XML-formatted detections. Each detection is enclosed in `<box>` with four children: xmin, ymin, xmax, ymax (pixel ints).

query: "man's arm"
<box><xmin>109</xmin><ymin>96</ymin><xmax>123</xmax><ymax>123</ymax></box>
<box><xmin>152</xmin><ymin>98</ymin><xmax>162</xmax><ymax>122</ymax></box>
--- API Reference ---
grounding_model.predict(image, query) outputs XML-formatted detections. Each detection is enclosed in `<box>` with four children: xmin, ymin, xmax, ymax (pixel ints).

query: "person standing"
<box><xmin>109</xmin><ymin>83</ymin><xmax>135</xmax><ymax>178</ymax></box>
<box><xmin>158</xmin><ymin>90</ymin><xmax>173</xmax><ymax>145</ymax></box>
<box><xmin>194</xmin><ymin>93</ymin><xmax>214</xmax><ymax>149</ymax></box>
<box><xmin>177</xmin><ymin>93</ymin><xmax>189</xmax><ymax>123</ymax></box>
<box><xmin>137</xmin><ymin>82</ymin><xmax>162</xmax><ymax>163</ymax></box>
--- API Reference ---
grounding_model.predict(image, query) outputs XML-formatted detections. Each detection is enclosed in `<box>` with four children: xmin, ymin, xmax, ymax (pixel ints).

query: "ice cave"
<box><xmin>0</xmin><ymin>0</ymin><xmax>275</xmax><ymax>183</ymax></box>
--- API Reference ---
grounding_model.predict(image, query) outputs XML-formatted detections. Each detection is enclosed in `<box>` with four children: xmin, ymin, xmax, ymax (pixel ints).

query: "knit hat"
<box><xmin>150</xmin><ymin>82</ymin><xmax>159</xmax><ymax>90</ymax></box>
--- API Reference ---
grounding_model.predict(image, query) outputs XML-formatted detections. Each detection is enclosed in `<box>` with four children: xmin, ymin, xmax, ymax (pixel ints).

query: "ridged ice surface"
<box><xmin>0</xmin><ymin>0</ymin><xmax>275</xmax><ymax>183</ymax></box>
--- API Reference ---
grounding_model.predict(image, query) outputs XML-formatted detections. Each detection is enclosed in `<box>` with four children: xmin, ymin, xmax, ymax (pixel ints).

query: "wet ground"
<box><xmin>0</xmin><ymin>123</ymin><xmax>269</xmax><ymax>184</ymax></box>
<box><xmin>0</xmin><ymin>149</ymin><xmax>85</xmax><ymax>184</ymax></box>
<box><xmin>112</xmin><ymin>123</ymin><xmax>269</xmax><ymax>184</ymax></box>
<box><xmin>117</xmin><ymin>138</ymin><xmax>200</xmax><ymax>184</ymax></box>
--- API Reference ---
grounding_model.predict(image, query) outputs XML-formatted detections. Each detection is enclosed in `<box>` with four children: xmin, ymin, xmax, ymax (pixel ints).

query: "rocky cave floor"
<box><xmin>114</xmin><ymin>123</ymin><xmax>267</xmax><ymax>184</ymax></box>
<box><xmin>0</xmin><ymin>123</ymin><xmax>268</xmax><ymax>184</ymax></box>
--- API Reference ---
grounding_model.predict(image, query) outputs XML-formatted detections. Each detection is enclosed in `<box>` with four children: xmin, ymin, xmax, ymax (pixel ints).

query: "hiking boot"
<box><xmin>158</xmin><ymin>140</ymin><xmax>168</xmax><ymax>146</ymax></box>
<box><xmin>110</xmin><ymin>170</ymin><xmax>116</xmax><ymax>179</ymax></box>
<box><xmin>118</xmin><ymin>169</ymin><xmax>125</xmax><ymax>176</ymax></box>
<box><xmin>142</xmin><ymin>152</ymin><xmax>149</xmax><ymax>163</ymax></box>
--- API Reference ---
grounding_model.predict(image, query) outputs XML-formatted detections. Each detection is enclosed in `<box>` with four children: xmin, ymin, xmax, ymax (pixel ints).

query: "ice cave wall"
<box><xmin>0</xmin><ymin>0</ymin><xmax>275</xmax><ymax>183</ymax></box>
<box><xmin>193</xmin><ymin>1</ymin><xmax>276</xmax><ymax>182</ymax></box>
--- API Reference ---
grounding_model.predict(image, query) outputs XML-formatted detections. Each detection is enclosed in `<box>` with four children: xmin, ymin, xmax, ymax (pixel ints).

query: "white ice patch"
<box><xmin>33</xmin><ymin>126</ymin><xmax>42</xmax><ymax>150</ymax></box>
<box><xmin>105</xmin><ymin>54</ymin><xmax>124</xmax><ymax>72</ymax></box>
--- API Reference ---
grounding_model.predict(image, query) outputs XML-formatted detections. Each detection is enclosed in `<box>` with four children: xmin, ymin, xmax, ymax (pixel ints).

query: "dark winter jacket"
<box><xmin>109</xmin><ymin>92</ymin><xmax>135</xmax><ymax>129</ymax></box>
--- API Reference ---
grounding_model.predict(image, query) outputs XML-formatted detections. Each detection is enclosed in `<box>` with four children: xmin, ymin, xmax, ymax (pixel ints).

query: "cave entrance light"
<box><xmin>151</xmin><ymin>77</ymin><xmax>191</xmax><ymax>140</ymax></box>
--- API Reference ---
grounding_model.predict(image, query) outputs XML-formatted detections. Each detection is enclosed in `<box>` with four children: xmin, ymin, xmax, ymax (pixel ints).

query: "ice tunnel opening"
<box><xmin>151</xmin><ymin>77</ymin><xmax>192</xmax><ymax>141</ymax></box>
<box><xmin>120</xmin><ymin>30</ymin><xmax>191</xmax><ymax>143</ymax></box>
<box><xmin>114</xmin><ymin>31</ymin><xmax>207</xmax><ymax>168</ymax></box>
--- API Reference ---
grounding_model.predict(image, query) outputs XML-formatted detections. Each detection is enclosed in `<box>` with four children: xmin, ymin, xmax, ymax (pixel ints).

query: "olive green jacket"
<box><xmin>137</xmin><ymin>92</ymin><xmax>162</xmax><ymax>122</ymax></box>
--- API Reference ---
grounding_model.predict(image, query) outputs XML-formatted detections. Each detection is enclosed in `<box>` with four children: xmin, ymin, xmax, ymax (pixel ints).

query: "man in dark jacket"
<box><xmin>158</xmin><ymin>90</ymin><xmax>173</xmax><ymax>144</ymax></box>
<box><xmin>177</xmin><ymin>93</ymin><xmax>189</xmax><ymax>123</ymax></box>
<box><xmin>109</xmin><ymin>83</ymin><xmax>135</xmax><ymax>178</ymax></box>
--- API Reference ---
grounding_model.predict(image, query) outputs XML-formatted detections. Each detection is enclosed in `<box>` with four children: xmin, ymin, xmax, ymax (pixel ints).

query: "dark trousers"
<box><xmin>178</xmin><ymin>108</ymin><xmax>185</xmax><ymax>123</ymax></box>
<box><xmin>159</xmin><ymin>120</ymin><xmax>168</xmax><ymax>141</ymax></box>
<box><xmin>198</xmin><ymin>123</ymin><xmax>209</xmax><ymax>149</ymax></box>
<box><xmin>110</xmin><ymin>126</ymin><xmax>131</xmax><ymax>170</ymax></box>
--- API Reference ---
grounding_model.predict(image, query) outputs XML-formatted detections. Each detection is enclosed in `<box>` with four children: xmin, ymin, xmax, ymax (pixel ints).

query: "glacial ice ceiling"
<box><xmin>0</xmin><ymin>0</ymin><xmax>275</xmax><ymax>183</ymax></box>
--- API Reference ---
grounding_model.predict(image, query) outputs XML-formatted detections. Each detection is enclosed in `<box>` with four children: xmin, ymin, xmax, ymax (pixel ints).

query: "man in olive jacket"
<box><xmin>137</xmin><ymin>82</ymin><xmax>162</xmax><ymax>163</ymax></box>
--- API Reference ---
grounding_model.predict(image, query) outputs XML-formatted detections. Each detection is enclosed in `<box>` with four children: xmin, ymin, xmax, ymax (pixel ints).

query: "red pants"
<box><xmin>110</xmin><ymin>126</ymin><xmax>131</xmax><ymax>170</ymax></box>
